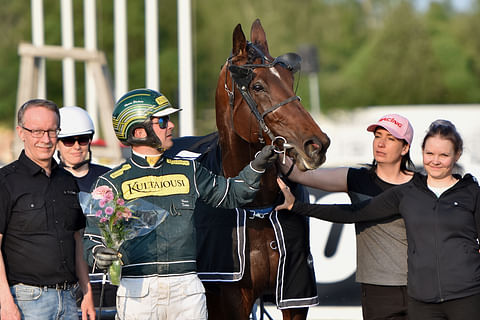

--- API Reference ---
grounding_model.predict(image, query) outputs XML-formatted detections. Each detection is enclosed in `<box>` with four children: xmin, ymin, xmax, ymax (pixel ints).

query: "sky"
<box><xmin>415</xmin><ymin>0</ymin><xmax>474</xmax><ymax>11</ymax></box>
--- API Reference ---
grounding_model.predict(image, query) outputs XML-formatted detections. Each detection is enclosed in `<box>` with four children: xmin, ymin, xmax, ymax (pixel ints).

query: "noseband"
<box><xmin>225</xmin><ymin>42</ymin><xmax>302</xmax><ymax>147</ymax></box>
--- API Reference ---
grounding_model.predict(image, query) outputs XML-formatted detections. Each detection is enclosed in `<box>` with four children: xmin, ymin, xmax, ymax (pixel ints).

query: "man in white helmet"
<box><xmin>56</xmin><ymin>106</ymin><xmax>117</xmax><ymax>313</ymax></box>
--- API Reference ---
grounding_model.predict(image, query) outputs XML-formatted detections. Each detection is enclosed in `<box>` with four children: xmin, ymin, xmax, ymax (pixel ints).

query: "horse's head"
<box><xmin>216</xmin><ymin>19</ymin><xmax>330</xmax><ymax>177</ymax></box>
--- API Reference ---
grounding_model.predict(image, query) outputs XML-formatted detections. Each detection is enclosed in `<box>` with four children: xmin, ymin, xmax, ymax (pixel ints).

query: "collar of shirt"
<box><xmin>131</xmin><ymin>151</ymin><xmax>165</xmax><ymax>168</ymax></box>
<box><xmin>19</xmin><ymin>150</ymin><xmax>58</xmax><ymax>177</ymax></box>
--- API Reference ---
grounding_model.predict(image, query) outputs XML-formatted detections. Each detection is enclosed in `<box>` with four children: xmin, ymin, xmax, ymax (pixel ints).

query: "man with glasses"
<box><xmin>0</xmin><ymin>99</ymin><xmax>95</xmax><ymax>319</ymax></box>
<box><xmin>56</xmin><ymin>106</ymin><xmax>116</xmax><ymax>315</ymax></box>
<box><xmin>83</xmin><ymin>88</ymin><xmax>277</xmax><ymax>319</ymax></box>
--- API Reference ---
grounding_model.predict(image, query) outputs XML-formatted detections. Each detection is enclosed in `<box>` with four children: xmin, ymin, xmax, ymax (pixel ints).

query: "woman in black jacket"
<box><xmin>277</xmin><ymin>119</ymin><xmax>480</xmax><ymax>320</ymax></box>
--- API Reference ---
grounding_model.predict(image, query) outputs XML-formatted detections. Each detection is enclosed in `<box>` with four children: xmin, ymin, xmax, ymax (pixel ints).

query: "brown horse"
<box><xmin>204</xmin><ymin>19</ymin><xmax>330</xmax><ymax>319</ymax></box>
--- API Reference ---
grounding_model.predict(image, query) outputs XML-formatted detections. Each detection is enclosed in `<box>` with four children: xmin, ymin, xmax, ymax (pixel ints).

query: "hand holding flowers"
<box><xmin>91</xmin><ymin>186</ymin><xmax>133</xmax><ymax>251</ymax></box>
<box><xmin>80</xmin><ymin>185</ymin><xmax>168</xmax><ymax>285</ymax></box>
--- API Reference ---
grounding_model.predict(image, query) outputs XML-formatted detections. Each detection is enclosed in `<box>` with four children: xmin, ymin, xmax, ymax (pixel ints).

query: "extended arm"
<box><xmin>279</xmin><ymin>157</ymin><xmax>349</xmax><ymax>192</ymax></box>
<box><xmin>196</xmin><ymin>145</ymin><xmax>276</xmax><ymax>209</ymax></box>
<box><xmin>75</xmin><ymin>231</ymin><xmax>96</xmax><ymax>320</ymax></box>
<box><xmin>277</xmin><ymin>177</ymin><xmax>400</xmax><ymax>223</ymax></box>
<box><xmin>0</xmin><ymin>235</ymin><xmax>21</xmax><ymax>320</ymax></box>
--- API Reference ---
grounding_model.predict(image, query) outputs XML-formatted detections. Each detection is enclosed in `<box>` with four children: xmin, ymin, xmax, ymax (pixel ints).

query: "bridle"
<box><xmin>224</xmin><ymin>42</ymin><xmax>302</xmax><ymax>148</ymax></box>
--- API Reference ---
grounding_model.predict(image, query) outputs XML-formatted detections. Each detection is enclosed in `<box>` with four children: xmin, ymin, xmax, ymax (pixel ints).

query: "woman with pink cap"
<box><xmin>279</xmin><ymin>113</ymin><xmax>414</xmax><ymax>320</ymax></box>
<box><xmin>278</xmin><ymin>119</ymin><xmax>480</xmax><ymax>319</ymax></box>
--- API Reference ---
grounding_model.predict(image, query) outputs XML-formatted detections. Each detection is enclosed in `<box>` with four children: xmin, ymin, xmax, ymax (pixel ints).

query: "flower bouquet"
<box><xmin>79</xmin><ymin>185</ymin><xmax>168</xmax><ymax>285</ymax></box>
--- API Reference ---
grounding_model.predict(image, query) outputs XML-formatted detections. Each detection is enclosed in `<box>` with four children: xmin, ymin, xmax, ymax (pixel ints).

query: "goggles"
<box><xmin>60</xmin><ymin>135</ymin><xmax>91</xmax><ymax>147</ymax></box>
<box><xmin>152</xmin><ymin>115</ymin><xmax>170</xmax><ymax>129</ymax></box>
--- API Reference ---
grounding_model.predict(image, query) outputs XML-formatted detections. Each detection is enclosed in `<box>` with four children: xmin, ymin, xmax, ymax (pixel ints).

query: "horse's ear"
<box><xmin>232</xmin><ymin>24</ymin><xmax>247</xmax><ymax>58</ymax></box>
<box><xmin>250</xmin><ymin>19</ymin><xmax>269</xmax><ymax>55</ymax></box>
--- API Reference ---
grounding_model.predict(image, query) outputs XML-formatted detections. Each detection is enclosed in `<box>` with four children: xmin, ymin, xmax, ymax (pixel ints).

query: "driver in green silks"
<box><xmin>83</xmin><ymin>88</ymin><xmax>277</xmax><ymax>319</ymax></box>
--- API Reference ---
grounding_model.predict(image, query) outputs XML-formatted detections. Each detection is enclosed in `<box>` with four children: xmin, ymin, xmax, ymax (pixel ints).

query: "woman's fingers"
<box><xmin>276</xmin><ymin>177</ymin><xmax>295</xmax><ymax>211</ymax></box>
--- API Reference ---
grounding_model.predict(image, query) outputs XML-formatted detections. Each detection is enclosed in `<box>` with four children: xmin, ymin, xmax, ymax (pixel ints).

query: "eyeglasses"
<box><xmin>22</xmin><ymin>126</ymin><xmax>60</xmax><ymax>138</ymax></box>
<box><xmin>152</xmin><ymin>115</ymin><xmax>170</xmax><ymax>129</ymax></box>
<box><xmin>60</xmin><ymin>135</ymin><xmax>91</xmax><ymax>147</ymax></box>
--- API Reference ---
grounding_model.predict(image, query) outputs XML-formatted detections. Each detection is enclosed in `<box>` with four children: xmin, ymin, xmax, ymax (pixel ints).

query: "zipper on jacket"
<box><xmin>419</xmin><ymin>181</ymin><xmax>445</xmax><ymax>301</ymax></box>
<box><xmin>432</xmin><ymin>198</ymin><xmax>444</xmax><ymax>301</ymax></box>
<box><xmin>433</xmin><ymin>178</ymin><xmax>468</xmax><ymax>302</ymax></box>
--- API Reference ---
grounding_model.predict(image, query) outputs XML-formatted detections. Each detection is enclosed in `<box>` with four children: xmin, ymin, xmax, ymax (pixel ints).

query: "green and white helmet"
<box><xmin>112</xmin><ymin>88</ymin><xmax>181</xmax><ymax>147</ymax></box>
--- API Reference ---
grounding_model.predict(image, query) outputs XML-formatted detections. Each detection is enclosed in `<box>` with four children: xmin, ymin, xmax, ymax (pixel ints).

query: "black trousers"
<box><xmin>408</xmin><ymin>292</ymin><xmax>480</xmax><ymax>320</ymax></box>
<box><xmin>361</xmin><ymin>283</ymin><xmax>408</xmax><ymax>320</ymax></box>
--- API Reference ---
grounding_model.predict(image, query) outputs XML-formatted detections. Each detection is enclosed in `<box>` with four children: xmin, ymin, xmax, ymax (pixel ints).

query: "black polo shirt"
<box><xmin>0</xmin><ymin>150</ymin><xmax>86</xmax><ymax>286</ymax></box>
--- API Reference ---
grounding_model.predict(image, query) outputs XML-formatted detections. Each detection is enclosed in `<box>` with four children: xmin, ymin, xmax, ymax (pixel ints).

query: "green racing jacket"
<box><xmin>83</xmin><ymin>152</ymin><xmax>263</xmax><ymax>277</ymax></box>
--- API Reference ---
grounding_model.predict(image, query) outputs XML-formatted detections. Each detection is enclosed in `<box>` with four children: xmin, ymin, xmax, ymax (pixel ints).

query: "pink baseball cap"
<box><xmin>367</xmin><ymin>114</ymin><xmax>413</xmax><ymax>145</ymax></box>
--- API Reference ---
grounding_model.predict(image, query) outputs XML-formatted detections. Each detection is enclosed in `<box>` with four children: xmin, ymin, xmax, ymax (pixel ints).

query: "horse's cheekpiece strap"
<box><xmin>246</xmin><ymin>207</ymin><xmax>273</xmax><ymax>219</ymax></box>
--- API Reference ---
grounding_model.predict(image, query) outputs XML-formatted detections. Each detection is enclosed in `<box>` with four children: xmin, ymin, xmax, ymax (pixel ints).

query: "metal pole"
<box><xmin>145</xmin><ymin>0</ymin><xmax>159</xmax><ymax>91</ymax></box>
<box><xmin>177</xmin><ymin>0</ymin><xmax>194</xmax><ymax>137</ymax></box>
<box><xmin>308</xmin><ymin>72</ymin><xmax>321</xmax><ymax>118</ymax></box>
<box><xmin>114</xmin><ymin>0</ymin><xmax>128</xmax><ymax>100</ymax></box>
<box><xmin>31</xmin><ymin>0</ymin><xmax>46</xmax><ymax>98</ymax></box>
<box><xmin>84</xmin><ymin>0</ymin><xmax>99</xmax><ymax>137</ymax></box>
<box><xmin>60</xmin><ymin>0</ymin><xmax>76</xmax><ymax>106</ymax></box>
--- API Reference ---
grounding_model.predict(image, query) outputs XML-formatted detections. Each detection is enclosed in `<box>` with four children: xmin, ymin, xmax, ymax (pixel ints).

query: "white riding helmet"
<box><xmin>58</xmin><ymin>106</ymin><xmax>95</xmax><ymax>138</ymax></box>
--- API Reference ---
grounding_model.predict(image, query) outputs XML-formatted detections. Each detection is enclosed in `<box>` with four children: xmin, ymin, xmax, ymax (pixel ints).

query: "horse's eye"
<box><xmin>252</xmin><ymin>83</ymin><xmax>264</xmax><ymax>92</ymax></box>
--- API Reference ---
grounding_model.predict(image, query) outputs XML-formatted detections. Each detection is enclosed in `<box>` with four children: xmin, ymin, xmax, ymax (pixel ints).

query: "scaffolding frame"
<box><xmin>14</xmin><ymin>42</ymin><xmax>122</xmax><ymax>163</ymax></box>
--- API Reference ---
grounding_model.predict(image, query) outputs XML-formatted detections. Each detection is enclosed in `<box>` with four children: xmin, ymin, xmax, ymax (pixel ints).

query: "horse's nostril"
<box><xmin>304</xmin><ymin>139</ymin><xmax>322</xmax><ymax>157</ymax></box>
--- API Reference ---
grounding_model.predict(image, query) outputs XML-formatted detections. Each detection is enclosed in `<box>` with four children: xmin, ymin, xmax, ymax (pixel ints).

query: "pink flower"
<box><xmin>91</xmin><ymin>186</ymin><xmax>113</xmax><ymax>200</ymax></box>
<box><xmin>99</xmin><ymin>199</ymin><xmax>107</xmax><ymax>208</ymax></box>
<box><xmin>105</xmin><ymin>192</ymin><xmax>114</xmax><ymax>202</ymax></box>
<box><xmin>116</xmin><ymin>198</ymin><xmax>125</xmax><ymax>206</ymax></box>
<box><xmin>99</xmin><ymin>217</ymin><xmax>108</xmax><ymax>223</ymax></box>
<box><xmin>105</xmin><ymin>207</ymin><xmax>114</xmax><ymax>215</ymax></box>
<box><xmin>121</xmin><ymin>209</ymin><xmax>132</xmax><ymax>220</ymax></box>
<box><xmin>95</xmin><ymin>210</ymin><xmax>102</xmax><ymax>217</ymax></box>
